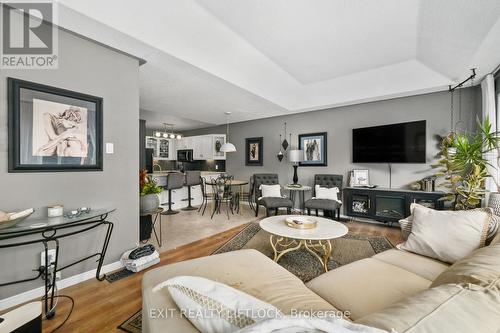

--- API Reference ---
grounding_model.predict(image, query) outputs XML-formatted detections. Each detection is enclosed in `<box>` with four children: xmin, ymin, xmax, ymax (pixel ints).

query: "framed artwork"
<box><xmin>8</xmin><ymin>78</ymin><xmax>103</xmax><ymax>172</ymax></box>
<box><xmin>352</xmin><ymin>169</ymin><xmax>370</xmax><ymax>186</ymax></box>
<box><xmin>245</xmin><ymin>137</ymin><xmax>263</xmax><ymax>166</ymax></box>
<box><xmin>298</xmin><ymin>132</ymin><xmax>327</xmax><ymax>166</ymax></box>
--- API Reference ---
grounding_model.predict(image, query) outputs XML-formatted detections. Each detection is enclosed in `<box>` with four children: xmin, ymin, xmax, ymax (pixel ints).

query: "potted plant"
<box><xmin>433</xmin><ymin>118</ymin><xmax>499</xmax><ymax>210</ymax></box>
<box><xmin>139</xmin><ymin>169</ymin><xmax>163</xmax><ymax>215</ymax></box>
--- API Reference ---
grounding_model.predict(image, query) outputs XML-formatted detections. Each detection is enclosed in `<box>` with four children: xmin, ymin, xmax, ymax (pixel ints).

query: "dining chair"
<box><xmin>198</xmin><ymin>177</ymin><xmax>214</xmax><ymax>216</ymax></box>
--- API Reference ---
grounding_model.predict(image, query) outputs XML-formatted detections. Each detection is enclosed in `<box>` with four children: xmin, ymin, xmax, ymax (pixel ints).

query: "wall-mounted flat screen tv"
<box><xmin>352</xmin><ymin>120</ymin><xmax>426</xmax><ymax>163</ymax></box>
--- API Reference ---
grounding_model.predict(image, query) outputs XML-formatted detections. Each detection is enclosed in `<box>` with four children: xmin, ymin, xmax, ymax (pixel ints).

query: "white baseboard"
<box><xmin>0</xmin><ymin>261</ymin><xmax>123</xmax><ymax>312</ymax></box>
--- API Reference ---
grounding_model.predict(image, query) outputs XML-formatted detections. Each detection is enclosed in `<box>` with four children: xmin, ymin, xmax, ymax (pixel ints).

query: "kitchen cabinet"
<box><xmin>145</xmin><ymin>136</ymin><xmax>175</xmax><ymax>160</ymax></box>
<box><xmin>192</xmin><ymin>135</ymin><xmax>214</xmax><ymax>160</ymax></box>
<box><xmin>152</xmin><ymin>134</ymin><xmax>227</xmax><ymax>161</ymax></box>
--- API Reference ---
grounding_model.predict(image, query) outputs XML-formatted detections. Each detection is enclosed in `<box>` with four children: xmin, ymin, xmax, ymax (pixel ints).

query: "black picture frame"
<box><xmin>245</xmin><ymin>137</ymin><xmax>263</xmax><ymax>166</ymax></box>
<box><xmin>8</xmin><ymin>78</ymin><xmax>103</xmax><ymax>172</ymax></box>
<box><xmin>298</xmin><ymin>132</ymin><xmax>328</xmax><ymax>166</ymax></box>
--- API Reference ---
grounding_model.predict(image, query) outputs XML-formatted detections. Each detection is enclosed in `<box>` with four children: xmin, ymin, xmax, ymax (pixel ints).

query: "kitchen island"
<box><xmin>149</xmin><ymin>171</ymin><xmax>224</xmax><ymax>211</ymax></box>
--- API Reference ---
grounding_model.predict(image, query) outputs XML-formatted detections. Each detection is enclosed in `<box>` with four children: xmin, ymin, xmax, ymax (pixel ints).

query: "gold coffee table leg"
<box><xmin>269</xmin><ymin>235</ymin><xmax>332</xmax><ymax>272</ymax></box>
<box><xmin>270</xmin><ymin>235</ymin><xmax>301</xmax><ymax>261</ymax></box>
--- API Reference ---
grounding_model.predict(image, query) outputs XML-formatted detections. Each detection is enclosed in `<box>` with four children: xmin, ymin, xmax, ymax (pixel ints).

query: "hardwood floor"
<box><xmin>18</xmin><ymin>220</ymin><xmax>401</xmax><ymax>333</ymax></box>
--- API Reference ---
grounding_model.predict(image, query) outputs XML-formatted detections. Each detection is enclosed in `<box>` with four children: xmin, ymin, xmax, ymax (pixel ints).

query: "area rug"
<box><xmin>212</xmin><ymin>222</ymin><xmax>393</xmax><ymax>282</ymax></box>
<box><xmin>118</xmin><ymin>309</ymin><xmax>142</xmax><ymax>333</ymax></box>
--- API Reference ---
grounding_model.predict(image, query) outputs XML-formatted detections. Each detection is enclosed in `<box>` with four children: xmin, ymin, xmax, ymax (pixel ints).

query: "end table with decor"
<box><xmin>283</xmin><ymin>184</ymin><xmax>312</xmax><ymax>212</ymax></box>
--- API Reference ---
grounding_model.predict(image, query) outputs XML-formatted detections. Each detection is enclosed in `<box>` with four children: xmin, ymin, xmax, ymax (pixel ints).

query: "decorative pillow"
<box><xmin>398</xmin><ymin>216</ymin><xmax>413</xmax><ymax>240</ymax></box>
<box><xmin>259</xmin><ymin>184</ymin><xmax>282</xmax><ymax>198</ymax></box>
<box><xmin>400</xmin><ymin>204</ymin><xmax>492</xmax><ymax>263</ymax></box>
<box><xmin>153</xmin><ymin>276</ymin><xmax>281</xmax><ymax>333</ymax></box>
<box><xmin>235</xmin><ymin>316</ymin><xmax>389</xmax><ymax>333</ymax></box>
<box><xmin>431</xmin><ymin>243</ymin><xmax>500</xmax><ymax>288</ymax></box>
<box><xmin>400</xmin><ymin>209</ymin><xmax>499</xmax><ymax>244</ymax></box>
<box><xmin>487</xmin><ymin>214</ymin><xmax>500</xmax><ymax>245</ymax></box>
<box><xmin>314</xmin><ymin>185</ymin><xmax>341</xmax><ymax>202</ymax></box>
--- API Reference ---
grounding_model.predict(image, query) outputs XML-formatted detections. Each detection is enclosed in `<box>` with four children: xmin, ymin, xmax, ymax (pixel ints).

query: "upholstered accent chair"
<box><xmin>253</xmin><ymin>174</ymin><xmax>292</xmax><ymax>217</ymax></box>
<box><xmin>304</xmin><ymin>174</ymin><xmax>343</xmax><ymax>220</ymax></box>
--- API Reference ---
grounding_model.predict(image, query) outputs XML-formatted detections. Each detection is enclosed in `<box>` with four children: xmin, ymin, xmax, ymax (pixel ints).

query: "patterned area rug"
<box><xmin>118</xmin><ymin>222</ymin><xmax>393</xmax><ymax>331</ymax></box>
<box><xmin>118</xmin><ymin>309</ymin><xmax>141</xmax><ymax>333</ymax></box>
<box><xmin>213</xmin><ymin>222</ymin><xmax>393</xmax><ymax>282</ymax></box>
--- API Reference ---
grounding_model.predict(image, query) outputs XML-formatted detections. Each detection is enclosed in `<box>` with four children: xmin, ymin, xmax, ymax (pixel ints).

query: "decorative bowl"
<box><xmin>285</xmin><ymin>216</ymin><xmax>317</xmax><ymax>229</ymax></box>
<box><xmin>0</xmin><ymin>208</ymin><xmax>34</xmax><ymax>230</ymax></box>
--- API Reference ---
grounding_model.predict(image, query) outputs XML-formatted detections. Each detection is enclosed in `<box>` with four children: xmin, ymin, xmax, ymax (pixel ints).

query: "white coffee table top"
<box><xmin>259</xmin><ymin>215</ymin><xmax>348</xmax><ymax>241</ymax></box>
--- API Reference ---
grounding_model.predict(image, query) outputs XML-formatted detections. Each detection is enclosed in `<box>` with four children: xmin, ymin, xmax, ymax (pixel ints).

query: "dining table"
<box><xmin>205</xmin><ymin>179</ymin><xmax>249</xmax><ymax>215</ymax></box>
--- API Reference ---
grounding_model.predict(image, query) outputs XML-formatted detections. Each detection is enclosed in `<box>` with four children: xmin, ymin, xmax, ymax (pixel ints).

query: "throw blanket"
<box><xmin>234</xmin><ymin>316</ymin><xmax>393</xmax><ymax>333</ymax></box>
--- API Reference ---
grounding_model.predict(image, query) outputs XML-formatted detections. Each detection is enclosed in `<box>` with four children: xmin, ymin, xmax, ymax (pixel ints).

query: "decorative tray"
<box><xmin>285</xmin><ymin>216</ymin><xmax>317</xmax><ymax>229</ymax></box>
<box><xmin>0</xmin><ymin>208</ymin><xmax>34</xmax><ymax>230</ymax></box>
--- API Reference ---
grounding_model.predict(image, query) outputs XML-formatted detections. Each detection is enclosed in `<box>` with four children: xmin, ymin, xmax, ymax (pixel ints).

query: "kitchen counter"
<box><xmin>147</xmin><ymin>171</ymin><xmax>226</xmax><ymax>211</ymax></box>
<box><xmin>148</xmin><ymin>170</ymin><xmax>225</xmax><ymax>177</ymax></box>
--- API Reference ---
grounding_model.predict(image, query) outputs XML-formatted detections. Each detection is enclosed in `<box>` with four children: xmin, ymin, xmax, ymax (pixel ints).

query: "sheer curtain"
<box><xmin>481</xmin><ymin>74</ymin><xmax>498</xmax><ymax>193</ymax></box>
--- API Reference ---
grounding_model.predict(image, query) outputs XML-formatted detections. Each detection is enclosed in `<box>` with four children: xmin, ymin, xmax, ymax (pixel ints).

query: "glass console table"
<box><xmin>0</xmin><ymin>208</ymin><xmax>115</xmax><ymax>319</ymax></box>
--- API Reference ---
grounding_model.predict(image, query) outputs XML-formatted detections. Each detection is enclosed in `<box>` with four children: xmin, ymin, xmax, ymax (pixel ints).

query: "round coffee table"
<box><xmin>259</xmin><ymin>215</ymin><xmax>348</xmax><ymax>272</ymax></box>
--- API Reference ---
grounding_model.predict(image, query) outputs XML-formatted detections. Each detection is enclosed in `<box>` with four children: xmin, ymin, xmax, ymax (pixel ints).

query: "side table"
<box><xmin>283</xmin><ymin>185</ymin><xmax>312</xmax><ymax>212</ymax></box>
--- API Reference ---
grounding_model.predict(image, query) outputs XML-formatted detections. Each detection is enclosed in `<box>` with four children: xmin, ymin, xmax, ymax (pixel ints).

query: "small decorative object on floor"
<box><xmin>121</xmin><ymin>246</ymin><xmax>160</xmax><ymax>273</ymax></box>
<box><xmin>285</xmin><ymin>216</ymin><xmax>317</xmax><ymax>229</ymax></box>
<box><xmin>0</xmin><ymin>208</ymin><xmax>34</xmax><ymax>230</ymax></box>
<box><xmin>139</xmin><ymin>169</ymin><xmax>162</xmax><ymax>215</ymax></box>
<box><xmin>128</xmin><ymin>244</ymin><xmax>155</xmax><ymax>259</ymax></box>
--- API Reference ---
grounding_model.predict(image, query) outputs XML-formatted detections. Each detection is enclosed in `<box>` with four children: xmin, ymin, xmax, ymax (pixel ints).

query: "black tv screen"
<box><xmin>353</xmin><ymin>120</ymin><xmax>426</xmax><ymax>163</ymax></box>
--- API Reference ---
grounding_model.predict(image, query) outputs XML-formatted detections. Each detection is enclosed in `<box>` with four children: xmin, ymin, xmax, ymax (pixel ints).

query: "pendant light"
<box><xmin>220</xmin><ymin>111</ymin><xmax>236</xmax><ymax>152</ymax></box>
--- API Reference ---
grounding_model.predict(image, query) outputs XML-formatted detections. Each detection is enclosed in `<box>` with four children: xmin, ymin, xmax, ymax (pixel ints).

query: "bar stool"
<box><xmin>162</xmin><ymin>172</ymin><xmax>185</xmax><ymax>215</ymax></box>
<box><xmin>182</xmin><ymin>171</ymin><xmax>201</xmax><ymax>211</ymax></box>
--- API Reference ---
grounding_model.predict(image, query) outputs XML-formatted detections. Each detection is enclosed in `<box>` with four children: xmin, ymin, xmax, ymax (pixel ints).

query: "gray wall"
<box><xmin>185</xmin><ymin>88</ymin><xmax>481</xmax><ymax>194</ymax></box>
<box><xmin>0</xmin><ymin>29</ymin><xmax>139</xmax><ymax>298</ymax></box>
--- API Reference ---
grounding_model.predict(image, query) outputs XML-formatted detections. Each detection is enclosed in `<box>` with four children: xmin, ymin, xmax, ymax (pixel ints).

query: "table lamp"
<box><xmin>289</xmin><ymin>150</ymin><xmax>304</xmax><ymax>184</ymax></box>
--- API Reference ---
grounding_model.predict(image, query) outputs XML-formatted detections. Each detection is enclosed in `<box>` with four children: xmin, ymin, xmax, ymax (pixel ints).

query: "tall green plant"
<box><xmin>434</xmin><ymin>118</ymin><xmax>496</xmax><ymax>210</ymax></box>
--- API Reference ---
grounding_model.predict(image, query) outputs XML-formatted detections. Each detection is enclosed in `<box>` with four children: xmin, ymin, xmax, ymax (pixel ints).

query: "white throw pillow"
<box><xmin>259</xmin><ymin>184</ymin><xmax>282</xmax><ymax>198</ymax></box>
<box><xmin>314</xmin><ymin>185</ymin><xmax>340</xmax><ymax>202</ymax></box>
<box><xmin>235</xmin><ymin>316</ymin><xmax>390</xmax><ymax>333</ymax></box>
<box><xmin>401</xmin><ymin>204</ymin><xmax>492</xmax><ymax>263</ymax></box>
<box><xmin>153</xmin><ymin>276</ymin><xmax>281</xmax><ymax>333</ymax></box>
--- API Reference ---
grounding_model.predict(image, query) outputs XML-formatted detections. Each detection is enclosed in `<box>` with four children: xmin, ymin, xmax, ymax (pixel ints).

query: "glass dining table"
<box><xmin>205</xmin><ymin>179</ymin><xmax>249</xmax><ymax>216</ymax></box>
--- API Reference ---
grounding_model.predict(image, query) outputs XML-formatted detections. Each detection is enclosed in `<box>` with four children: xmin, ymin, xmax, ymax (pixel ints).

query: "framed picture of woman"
<box><xmin>245</xmin><ymin>137</ymin><xmax>263</xmax><ymax>166</ymax></box>
<box><xmin>298</xmin><ymin>132</ymin><xmax>327</xmax><ymax>166</ymax></box>
<box><xmin>8</xmin><ymin>78</ymin><xmax>103</xmax><ymax>172</ymax></box>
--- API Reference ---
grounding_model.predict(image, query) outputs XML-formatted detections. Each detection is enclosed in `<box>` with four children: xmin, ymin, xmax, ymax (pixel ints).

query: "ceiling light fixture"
<box><xmin>154</xmin><ymin>123</ymin><xmax>183</xmax><ymax>140</ymax></box>
<box><xmin>220</xmin><ymin>112</ymin><xmax>236</xmax><ymax>152</ymax></box>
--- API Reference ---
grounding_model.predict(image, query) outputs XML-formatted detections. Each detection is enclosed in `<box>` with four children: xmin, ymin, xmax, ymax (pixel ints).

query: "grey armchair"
<box><xmin>304</xmin><ymin>174</ymin><xmax>343</xmax><ymax>220</ymax></box>
<box><xmin>253</xmin><ymin>174</ymin><xmax>292</xmax><ymax>217</ymax></box>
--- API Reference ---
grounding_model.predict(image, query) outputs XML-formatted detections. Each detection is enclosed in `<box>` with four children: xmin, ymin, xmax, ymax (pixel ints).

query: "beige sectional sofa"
<box><xmin>142</xmin><ymin>234</ymin><xmax>500</xmax><ymax>333</ymax></box>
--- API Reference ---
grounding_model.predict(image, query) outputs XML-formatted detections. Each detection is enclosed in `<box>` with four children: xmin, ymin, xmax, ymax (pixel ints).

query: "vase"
<box><xmin>140</xmin><ymin>194</ymin><xmax>160</xmax><ymax>215</ymax></box>
<box><xmin>488</xmin><ymin>193</ymin><xmax>500</xmax><ymax>216</ymax></box>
